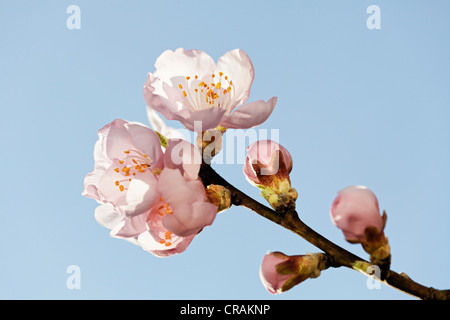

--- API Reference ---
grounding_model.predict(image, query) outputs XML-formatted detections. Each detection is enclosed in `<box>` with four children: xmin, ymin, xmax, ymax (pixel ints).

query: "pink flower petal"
<box><xmin>94</xmin><ymin>203</ymin><xmax>123</xmax><ymax>230</ymax></box>
<box><xmin>124</xmin><ymin>121</ymin><xmax>164</xmax><ymax>170</ymax></box>
<box><xmin>181</xmin><ymin>107</ymin><xmax>227</xmax><ymax>131</ymax></box>
<box><xmin>220</xmin><ymin>97</ymin><xmax>277</xmax><ymax>129</ymax></box>
<box><xmin>164</xmin><ymin>139</ymin><xmax>202</xmax><ymax>181</ymax></box>
<box><xmin>216</xmin><ymin>49</ymin><xmax>255</xmax><ymax>109</ymax></box>
<box><xmin>144</xmin><ymin>73</ymin><xmax>184</xmax><ymax>120</ymax></box>
<box><xmin>146</xmin><ymin>108</ymin><xmax>188</xmax><ymax>140</ymax></box>
<box><xmin>162</xmin><ymin>201</ymin><xmax>217</xmax><ymax>237</ymax></box>
<box><xmin>124</xmin><ymin>173</ymin><xmax>159</xmax><ymax>217</ymax></box>
<box><xmin>158</xmin><ymin>168</ymin><xmax>217</xmax><ymax>237</ymax></box>
<box><xmin>111</xmin><ymin>213</ymin><xmax>148</xmax><ymax>238</ymax></box>
<box><xmin>137</xmin><ymin>230</ymin><xmax>196</xmax><ymax>258</ymax></box>
<box><xmin>153</xmin><ymin>48</ymin><xmax>216</xmax><ymax>85</ymax></box>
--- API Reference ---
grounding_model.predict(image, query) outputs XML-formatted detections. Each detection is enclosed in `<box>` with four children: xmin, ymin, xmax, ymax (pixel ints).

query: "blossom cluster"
<box><xmin>83</xmin><ymin>48</ymin><xmax>277</xmax><ymax>257</ymax></box>
<box><xmin>83</xmin><ymin>48</ymin><xmax>391</xmax><ymax>295</ymax></box>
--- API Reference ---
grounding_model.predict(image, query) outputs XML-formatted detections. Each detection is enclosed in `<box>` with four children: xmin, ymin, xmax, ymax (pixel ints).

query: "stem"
<box><xmin>199</xmin><ymin>163</ymin><xmax>450</xmax><ymax>300</ymax></box>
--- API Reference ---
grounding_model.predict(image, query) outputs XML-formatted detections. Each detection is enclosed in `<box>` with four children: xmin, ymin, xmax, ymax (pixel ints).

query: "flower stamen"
<box><xmin>113</xmin><ymin>149</ymin><xmax>154</xmax><ymax>192</ymax></box>
<box><xmin>178</xmin><ymin>72</ymin><xmax>235</xmax><ymax>112</ymax></box>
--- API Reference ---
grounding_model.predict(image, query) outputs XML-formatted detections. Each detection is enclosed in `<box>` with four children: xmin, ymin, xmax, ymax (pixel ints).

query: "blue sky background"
<box><xmin>0</xmin><ymin>0</ymin><xmax>449</xmax><ymax>300</ymax></box>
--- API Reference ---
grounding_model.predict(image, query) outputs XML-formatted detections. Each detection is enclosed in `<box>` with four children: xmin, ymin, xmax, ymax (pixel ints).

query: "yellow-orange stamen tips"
<box><xmin>177</xmin><ymin>72</ymin><xmax>235</xmax><ymax>111</ymax></box>
<box><xmin>113</xmin><ymin>149</ymin><xmax>154</xmax><ymax>192</ymax></box>
<box><xmin>165</xmin><ymin>242</ymin><xmax>172</xmax><ymax>247</ymax></box>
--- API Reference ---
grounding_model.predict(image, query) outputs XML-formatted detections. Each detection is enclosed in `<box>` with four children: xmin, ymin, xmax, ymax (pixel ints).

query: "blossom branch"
<box><xmin>199</xmin><ymin>163</ymin><xmax>450</xmax><ymax>300</ymax></box>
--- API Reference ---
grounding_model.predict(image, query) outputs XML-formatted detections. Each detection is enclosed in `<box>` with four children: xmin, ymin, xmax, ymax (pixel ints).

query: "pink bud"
<box><xmin>259</xmin><ymin>252</ymin><xmax>324</xmax><ymax>294</ymax></box>
<box><xmin>243</xmin><ymin>140</ymin><xmax>293</xmax><ymax>185</ymax></box>
<box><xmin>330</xmin><ymin>186</ymin><xmax>385</xmax><ymax>243</ymax></box>
<box><xmin>259</xmin><ymin>252</ymin><xmax>296</xmax><ymax>294</ymax></box>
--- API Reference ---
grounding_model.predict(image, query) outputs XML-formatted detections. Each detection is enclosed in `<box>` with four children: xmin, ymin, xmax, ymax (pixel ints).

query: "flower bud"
<box><xmin>244</xmin><ymin>140</ymin><xmax>297</xmax><ymax>211</ymax></box>
<box><xmin>330</xmin><ymin>186</ymin><xmax>390</xmax><ymax>266</ymax></box>
<box><xmin>205</xmin><ymin>184</ymin><xmax>232</xmax><ymax>213</ymax></box>
<box><xmin>259</xmin><ymin>251</ymin><xmax>326</xmax><ymax>294</ymax></box>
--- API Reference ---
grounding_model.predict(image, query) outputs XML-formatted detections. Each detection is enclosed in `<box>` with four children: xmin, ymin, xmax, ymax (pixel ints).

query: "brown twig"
<box><xmin>199</xmin><ymin>163</ymin><xmax>450</xmax><ymax>300</ymax></box>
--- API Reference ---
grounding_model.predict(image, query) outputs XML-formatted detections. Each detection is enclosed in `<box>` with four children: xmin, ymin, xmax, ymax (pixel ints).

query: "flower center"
<box><xmin>178</xmin><ymin>72</ymin><xmax>235</xmax><ymax>112</ymax></box>
<box><xmin>113</xmin><ymin>149</ymin><xmax>157</xmax><ymax>192</ymax></box>
<box><xmin>156</xmin><ymin>200</ymin><xmax>174</xmax><ymax>247</ymax></box>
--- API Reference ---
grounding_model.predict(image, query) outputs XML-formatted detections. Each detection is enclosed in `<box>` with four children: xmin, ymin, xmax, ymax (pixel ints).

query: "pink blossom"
<box><xmin>143</xmin><ymin>48</ymin><xmax>277</xmax><ymax>131</ymax></box>
<box><xmin>243</xmin><ymin>140</ymin><xmax>293</xmax><ymax>185</ymax></box>
<box><xmin>82</xmin><ymin>119</ymin><xmax>163</xmax><ymax>217</ymax></box>
<box><xmin>83</xmin><ymin>119</ymin><xmax>218</xmax><ymax>257</ymax></box>
<box><xmin>330</xmin><ymin>186</ymin><xmax>385</xmax><ymax>243</ymax></box>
